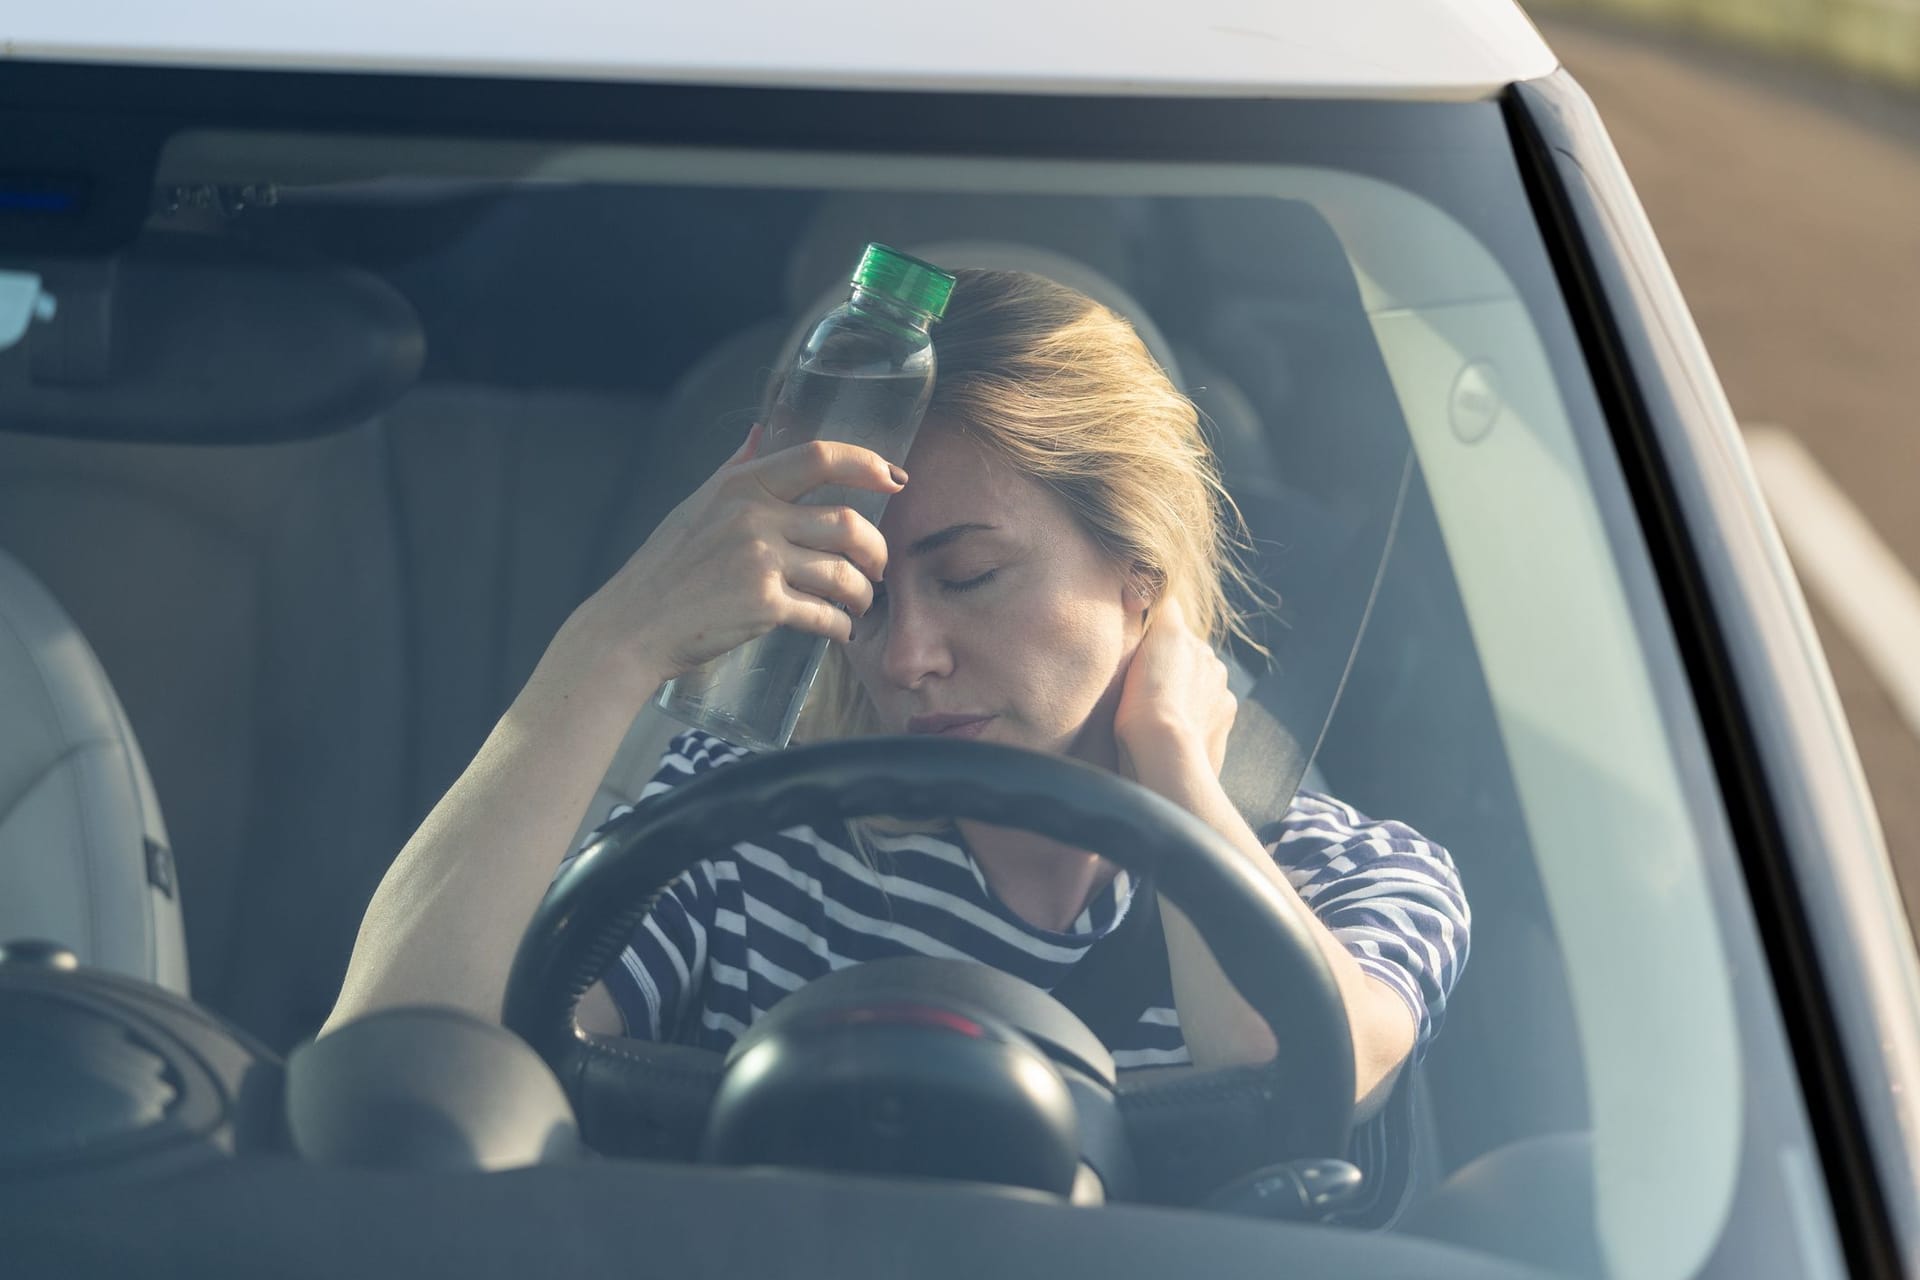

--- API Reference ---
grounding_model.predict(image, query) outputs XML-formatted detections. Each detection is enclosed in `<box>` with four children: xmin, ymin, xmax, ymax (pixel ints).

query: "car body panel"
<box><xmin>0</xmin><ymin>0</ymin><xmax>1557</xmax><ymax>100</ymax></box>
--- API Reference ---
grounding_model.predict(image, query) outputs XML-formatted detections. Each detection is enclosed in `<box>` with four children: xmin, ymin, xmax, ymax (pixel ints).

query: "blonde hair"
<box><xmin>796</xmin><ymin>267</ymin><xmax>1263</xmax><ymax>746</ymax></box>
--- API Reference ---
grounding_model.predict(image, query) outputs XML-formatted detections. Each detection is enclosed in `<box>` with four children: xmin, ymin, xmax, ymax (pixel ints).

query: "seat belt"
<box><xmin>1049</xmin><ymin>700</ymin><xmax>1304</xmax><ymax>1049</ymax></box>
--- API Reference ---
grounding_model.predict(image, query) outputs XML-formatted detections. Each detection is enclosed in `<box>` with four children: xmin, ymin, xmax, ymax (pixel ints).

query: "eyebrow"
<box><xmin>906</xmin><ymin>522</ymin><xmax>999</xmax><ymax>557</ymax></box>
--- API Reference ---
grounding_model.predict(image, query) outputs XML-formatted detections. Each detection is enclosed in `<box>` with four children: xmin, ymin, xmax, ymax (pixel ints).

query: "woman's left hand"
<box><xmin>1113</xmin><ymin>595</ymin><xmax>1236</xmax><ymax>781</ymax></box>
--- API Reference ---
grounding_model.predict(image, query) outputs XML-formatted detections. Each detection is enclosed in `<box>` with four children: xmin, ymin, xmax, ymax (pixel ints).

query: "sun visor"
<box><xmin>0</xmin><ymin>239</ymin><xmax>423</xmax><ymax>442</ymax></box>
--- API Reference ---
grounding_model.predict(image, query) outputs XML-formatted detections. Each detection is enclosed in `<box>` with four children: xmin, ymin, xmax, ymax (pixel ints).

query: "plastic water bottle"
<box><xmin>657</xmin><ymin>244</ymin><xmax>956</xmax><ymax>751</ymax></box>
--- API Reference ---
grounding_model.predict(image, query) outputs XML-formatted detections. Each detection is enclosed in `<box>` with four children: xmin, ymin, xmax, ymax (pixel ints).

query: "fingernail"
<box><xmin>888</xmin><ymin>464</ymin><xmax>908</xmax><ymax>486</ymax></box>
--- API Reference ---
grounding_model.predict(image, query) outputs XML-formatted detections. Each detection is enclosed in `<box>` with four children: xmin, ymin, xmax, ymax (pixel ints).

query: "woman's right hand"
<box><xmin>558</xmin><ymin>425</ymin><xmax>902</xmax><ymax>702</ymax></box>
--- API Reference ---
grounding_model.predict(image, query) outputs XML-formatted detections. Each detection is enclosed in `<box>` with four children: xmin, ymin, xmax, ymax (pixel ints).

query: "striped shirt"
<box><xmin>570</xmin><ymin>729</ymin><xmax>1469</xmax><ymax>1226</ymax></box>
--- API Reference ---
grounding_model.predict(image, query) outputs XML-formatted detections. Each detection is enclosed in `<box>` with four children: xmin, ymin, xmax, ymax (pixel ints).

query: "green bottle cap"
<box><xmin>852</xmin><ymin>243</ymin><xmax>956</xmax><ymax>321</ymax></box>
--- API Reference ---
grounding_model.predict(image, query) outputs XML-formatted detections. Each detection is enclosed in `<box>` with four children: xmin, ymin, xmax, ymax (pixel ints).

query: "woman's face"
<box><xmin>846</xmin><ymin>423</ymin><xmax>1147</xmax><ymax>766</ymax></box>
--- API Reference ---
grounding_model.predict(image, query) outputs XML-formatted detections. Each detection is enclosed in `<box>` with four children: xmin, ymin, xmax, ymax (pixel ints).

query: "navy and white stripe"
<box><xmin>563</xmin><ymin>729</ymin><xmax>1469</xmax><ymax>1226</ymax></box>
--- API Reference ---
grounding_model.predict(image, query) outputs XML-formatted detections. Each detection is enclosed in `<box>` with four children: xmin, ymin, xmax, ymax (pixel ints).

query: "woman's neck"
<box><xmin>957</xmin><ymin>819</ymin><xmax>1119</xmax><ymax>933</ymax></box>
<box><xmin>954</xmin><ymin>687</ymin><xmax>1132</xmax><ymax>931</ymax></box>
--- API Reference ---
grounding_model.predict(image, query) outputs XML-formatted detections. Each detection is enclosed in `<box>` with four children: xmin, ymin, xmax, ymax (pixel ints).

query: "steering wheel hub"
<box><xmin>704</xmin><ymin>969</ymin><xmax>1083</xmax><ymax>1194</ymax></box>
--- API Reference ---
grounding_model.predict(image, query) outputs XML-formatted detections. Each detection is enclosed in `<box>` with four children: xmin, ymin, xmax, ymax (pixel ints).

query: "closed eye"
<box><xmin>868</xmin><ymin>569</ymin><xmax>997</xmax><ymax>610</ymax></box>
<box><xmin>941</xmin><ymin>570</ymin><xmax>998</xmax><ymax>593</ymax></box>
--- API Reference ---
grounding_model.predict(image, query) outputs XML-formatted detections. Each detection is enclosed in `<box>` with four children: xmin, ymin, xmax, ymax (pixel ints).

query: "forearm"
<box><xmin>325</xmin><ymin>620</ymin><xmax>661</xmax><ymax>1033</ymax></box>
<box><xmin>1132</xmin><ymin>746</ymin><xmax>1416</xmax><ymax>1117</ymax></box>
<box><xmin>322</xmin><ymin>434</ymin><xmax>899</xmax><ymax>1035</ymax></box>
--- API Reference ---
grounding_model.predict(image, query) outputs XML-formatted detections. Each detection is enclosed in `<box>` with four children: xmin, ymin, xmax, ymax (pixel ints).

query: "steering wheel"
<box><xmin>502</xmin><ymin>736</ymin><xmax>1353</xmax><ymax>1203</ymax></box>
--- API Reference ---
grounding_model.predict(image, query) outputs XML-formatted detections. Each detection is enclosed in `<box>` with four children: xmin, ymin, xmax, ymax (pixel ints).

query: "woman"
<box><xmin>328</xmin><ymin>268</ymin><xmax>1467</xmax><ymax>1226</ymax></box>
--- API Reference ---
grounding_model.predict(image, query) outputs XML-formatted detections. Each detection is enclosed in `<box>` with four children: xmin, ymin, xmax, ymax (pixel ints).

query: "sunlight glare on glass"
<box><xmin>0</xmin><ymin>271</ymin><xmax>56</xmax><ymax>352</ymax></box>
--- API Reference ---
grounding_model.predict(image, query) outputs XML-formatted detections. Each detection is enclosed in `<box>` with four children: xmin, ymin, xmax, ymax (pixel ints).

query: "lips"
<box><xmin>906</xmin><ymin>713</ymin><xmax>995</xmax><ymax>738</ymax></box>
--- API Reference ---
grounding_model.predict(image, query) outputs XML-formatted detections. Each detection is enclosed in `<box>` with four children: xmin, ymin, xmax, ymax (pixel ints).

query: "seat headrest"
<box><xmin>0</xmin><ymin>236</ymin><xmax>423</xmax><ymax>443</ymax></box>
<box><xmin>779</xmin><ymin>239</ymin><xmax>1182</xmax><ymax>390</ymax></box>
<box><xmin>784</xmin><ymin>193</ymin><xmax>1138</xmax><ymax>318</ymax></box>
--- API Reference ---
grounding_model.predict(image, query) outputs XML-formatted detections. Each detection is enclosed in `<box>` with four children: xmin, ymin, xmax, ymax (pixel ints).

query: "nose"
<box><xmin>878</xmin><ymin>592</ymin><xmax>955</xmax><ymax>690</ymax></box>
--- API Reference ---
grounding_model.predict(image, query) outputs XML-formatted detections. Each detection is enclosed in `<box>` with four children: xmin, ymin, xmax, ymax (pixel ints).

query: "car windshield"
<box><xmin>0</xmin><ymin>97</ymin><xmax>1845</xmax><ymax>1276</ymax></box>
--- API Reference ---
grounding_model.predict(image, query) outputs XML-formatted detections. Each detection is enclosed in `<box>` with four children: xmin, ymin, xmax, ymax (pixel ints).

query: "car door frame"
<box><xmin>1506</xmin><ymin>69</ymin><xmax>1915</xmax><ymax>1279</ymax></box>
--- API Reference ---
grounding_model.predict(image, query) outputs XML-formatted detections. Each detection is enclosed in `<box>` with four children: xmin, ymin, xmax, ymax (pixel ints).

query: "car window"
<box><xmin>0</xmin><ymin>105</ymin><xmax>1846</xmax><ymax>1276</ymax></box>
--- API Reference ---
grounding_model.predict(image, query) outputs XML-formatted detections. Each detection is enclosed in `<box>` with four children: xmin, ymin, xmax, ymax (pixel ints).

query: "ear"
<box><xmin>1121</xmin><ymin>568</ymin><xmax>1156</xmax><ymax>622</ymax></box>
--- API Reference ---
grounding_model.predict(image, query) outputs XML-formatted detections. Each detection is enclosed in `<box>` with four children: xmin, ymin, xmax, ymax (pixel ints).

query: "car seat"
<box><xmin>0</xmin><ymin>230</ymin><xmax>689</xmax><ymax>1050</ymax></box>
<box><xmin>568</xmin><ymin>232</ymin><xmax>1304</xmax><ymax>847</ymax></box>
<box><xmin>0</xmin><ymin>241</ymin><xmax>426</xmax><ymax>1042</ymax></box>
<box><xmin>0</xmin><ymin>547</ymin><xmax>187</xmax><ymax>993</ymax></box>
<box><xmin>570</xmin><ymin>196</ymin><xmax>1386</xmax><ymax>845</ymax></box>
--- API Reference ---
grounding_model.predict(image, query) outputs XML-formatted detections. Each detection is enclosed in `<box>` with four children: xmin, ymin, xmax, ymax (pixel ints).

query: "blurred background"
<box><xmin>1527</xmin><ymin>1</ymin><xmax>1920</xmax><ymax>921</ymax></box>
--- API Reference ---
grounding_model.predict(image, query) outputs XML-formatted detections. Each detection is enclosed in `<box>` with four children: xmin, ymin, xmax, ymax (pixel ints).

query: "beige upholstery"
<box><xmin>779</xmin><ymin>238</ymin><xmax>1184</xmax><ymax>389</ymax></box>
<box><xmin>0</xmin><ymin>547</ymin><xmax>187</xmax><ymax>992</ymax></box>
<box><xmin>0</xmin><ymin>385</ymin><xmax>663</xmax><ymax>1048</ymax></box>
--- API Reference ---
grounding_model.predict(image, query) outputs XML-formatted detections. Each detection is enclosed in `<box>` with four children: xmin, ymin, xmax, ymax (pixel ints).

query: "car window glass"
<box><xmin>0</xmin><ymin>116</ymin><xmax>1846</xmax><ymax>1276</ymax></box>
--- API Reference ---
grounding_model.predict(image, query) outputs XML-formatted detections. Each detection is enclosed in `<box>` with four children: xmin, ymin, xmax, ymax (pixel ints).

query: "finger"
<box><xmin>785</xmin><ymin>549</ymin><xmax>877</xmax><ymax>616</ymax></box>
<box><xmin>783</xmin><ymin>505</ymin><xmax>888</xmax><ymax>582</ymax></box>
<box><xmin>776</xmin><ymin>582</ymin><xmax>856</xmax><ymax>644</ymax></box>
<box><xmin>749</xmin><ymin>439</ymin><xmax>907</xmax><ymax>504</ymax></box>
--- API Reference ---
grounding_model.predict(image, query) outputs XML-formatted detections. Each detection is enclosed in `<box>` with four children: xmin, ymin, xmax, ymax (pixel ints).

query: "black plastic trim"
<box><xmin>0</xmin><ymin>59</ymin><xmax>1487</xmax><ymax>257</ymax></box>
<box><xmin>0</xmin><ymin>59</ymin><xmax>1479</xmax><ymax>156</ymax></box>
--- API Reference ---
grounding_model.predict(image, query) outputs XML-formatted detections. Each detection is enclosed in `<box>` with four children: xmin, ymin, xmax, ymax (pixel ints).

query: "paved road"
<box><xmin>1540</xmin><ymin>16</ymin><xmax>1920</xmax><ymax>918</ymax></box>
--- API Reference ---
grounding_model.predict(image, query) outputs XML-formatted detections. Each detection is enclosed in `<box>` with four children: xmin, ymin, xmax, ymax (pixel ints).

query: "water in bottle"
<box><xmin>657</xmin><ymin>244</ymin><xmax>955</xmax><ymax>751</ymax></box>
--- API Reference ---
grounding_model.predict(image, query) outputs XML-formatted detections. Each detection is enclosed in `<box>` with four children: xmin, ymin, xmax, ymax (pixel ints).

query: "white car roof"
<box><xmin>4</xmin><ymin>0</ymin><xmax>1557</xmax><ymax>101</ymax></box>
